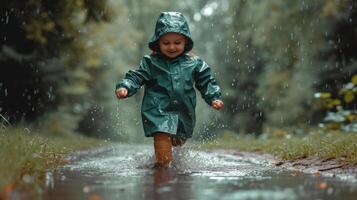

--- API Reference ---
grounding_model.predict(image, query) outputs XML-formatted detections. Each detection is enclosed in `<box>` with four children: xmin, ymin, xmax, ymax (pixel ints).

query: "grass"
<box><xmin>0</xmin><ymin>126</ymin><xmax>107</xmax><ymax>193</ymax></box>
<box><xmin>202</xmin><ymin>129</ymin><xmax>357</xmax><ymax>164</ymax></box>
<box><xmin>1</xmin><ymin>124</ymin><xmax>356</xmax><ymax>196</ymax></box>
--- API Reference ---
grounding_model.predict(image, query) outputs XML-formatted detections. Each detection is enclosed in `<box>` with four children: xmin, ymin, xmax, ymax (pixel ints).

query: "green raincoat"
<box><xmin>116</xmin><ymin>12</ymin><xmax>221</xmax><ymax>139</ymax></box>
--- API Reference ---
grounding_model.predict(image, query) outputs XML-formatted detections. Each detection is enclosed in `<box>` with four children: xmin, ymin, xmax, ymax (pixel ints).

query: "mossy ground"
<box><xmin>0</xmin><ymin>126</ymin><xmax>107</xmax><ymax>193</ymax></box>
<box><xmin>202</xmin><ymin>129</ymin><xmax>357</xmax><ymax>165</ymax></box>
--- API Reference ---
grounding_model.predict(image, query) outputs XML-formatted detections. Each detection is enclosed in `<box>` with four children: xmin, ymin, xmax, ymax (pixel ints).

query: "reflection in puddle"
<box><xmin>222</xmin><ymin>189</ymin><xmax>297</xmax><ymax>200</ymax></box>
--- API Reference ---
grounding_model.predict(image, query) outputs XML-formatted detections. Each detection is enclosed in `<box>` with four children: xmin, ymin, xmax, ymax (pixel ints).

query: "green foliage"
<box><xmin>315</xmin><ymin>74</ymin><xmax>357</xmax><ymax>131</ymax></box>
<box><xmin>205</xmin><ymin>0</ymin><xmax>357</xmax><ymax>132</ymax></box>
<box><xmin>2</xmin><ymin>0</ymin><xmax>357</xmax><ymax>140</ymax></box>
<box><xmin>1</xmin><ymin>0</ymin><xmax>114</xmax><ymax>137</ymax></box>
<box><xmin>20</xmin><ymin>0</ymin><xmax>112</xmax><ymax>48</ymax></box>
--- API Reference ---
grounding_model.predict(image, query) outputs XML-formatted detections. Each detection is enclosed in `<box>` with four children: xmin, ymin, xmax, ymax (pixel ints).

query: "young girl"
<box><xmin>115</xmin><ymin>12</ymin><xmax>224</xmax><ymax>168</ymax></box>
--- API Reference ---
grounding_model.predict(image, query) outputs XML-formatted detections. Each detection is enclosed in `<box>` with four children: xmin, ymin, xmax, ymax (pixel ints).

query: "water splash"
<box><xmin>63</xmin><ymin>144</ymin><xmax>267</xmax><ymax>182</ymax></box>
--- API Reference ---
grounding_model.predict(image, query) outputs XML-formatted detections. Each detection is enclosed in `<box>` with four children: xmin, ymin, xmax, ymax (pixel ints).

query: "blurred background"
<box><xmin>1</xmin><ymin>0</ymin><xmax>357</xmax><ymax>142</ymax></box>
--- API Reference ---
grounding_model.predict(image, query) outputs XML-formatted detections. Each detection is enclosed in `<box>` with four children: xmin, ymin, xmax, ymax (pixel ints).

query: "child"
<box><xmin>115</xmin><ymin>12</ymin><xmax>224</xmax><ymax>168</ymax></box>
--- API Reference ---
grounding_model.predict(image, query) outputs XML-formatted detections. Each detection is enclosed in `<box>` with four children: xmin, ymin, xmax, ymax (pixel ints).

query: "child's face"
<box><xmin>159</xmin><ymin>33</ymin><xmax>186</xmax><ymax>58</ymax></box>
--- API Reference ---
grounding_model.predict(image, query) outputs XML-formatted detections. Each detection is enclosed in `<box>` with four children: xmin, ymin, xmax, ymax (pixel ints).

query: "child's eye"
<box><xmin>162</xmin><ymin>42</ymin><xmax>170</xmax><ymax>45</ymax></box>
<box><xmin>174</xmin><ymin>41</ymin><xmax>181</xmax><ymax>45</ymax></box>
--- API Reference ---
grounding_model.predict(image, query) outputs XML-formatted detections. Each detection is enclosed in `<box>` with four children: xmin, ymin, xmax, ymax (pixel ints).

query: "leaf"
<box><xmin>319</xmin><ymin>182</ymin><xmax>328</xmax><ymax>189</ymax></box>
<box><xmin>313</xmin><ymin>171</ymin><xmax>321</xmax><ymax>176</ymax></box>
<box><xmin>344</xmin><ymin>91</ymin><xmax>355</xmax><ymax>103</ymax></box>
<box><xmin>324</xmin><ymin>99</ymin><xmax>340</xmax><ymax>109</ymax></box>
<box><xmin>332</xmin><ymin>99</ymin><xmax>341</xmax><ymax>106</ymax></box>
<box><xmin>89</xmin><ymin>194</ymin><xmax>101</xmax><ymax>200</ymax></box>
<box><xmin>316</xmin><ymin>92</ymin><xmax>331</xmax><ymax>99</ymax></box>
<box><xmin>345</xmin><ymin>114</ymin><xmax>357</xmax><ymax>122</ymax></box>
<box><xmin>325</xmin><ymin>122</ymin><xmax>341</xmax><ymax>130</ymax></box>
<box><xmin>352</xmin><ymin>74</ymin><xmax>357</xmax><ymax>85</ymax></box>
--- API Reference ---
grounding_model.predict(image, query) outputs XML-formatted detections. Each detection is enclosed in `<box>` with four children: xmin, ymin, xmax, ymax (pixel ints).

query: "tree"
<box><xmin>0</xmin><ymin>0</ymin><xmax>113</xmax><ymax>136</ymax></box>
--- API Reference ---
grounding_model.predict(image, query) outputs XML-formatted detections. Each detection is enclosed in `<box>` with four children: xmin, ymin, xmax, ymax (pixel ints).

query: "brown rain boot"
<box><xmin>171</xmin><ymin>137</ymin><xmax>186</xmax><ymax>146</ymax></box>
<box><xmin>154</xmin><ymin>133</ymin><xmax>173</xmax><ymax>168</ymax></box>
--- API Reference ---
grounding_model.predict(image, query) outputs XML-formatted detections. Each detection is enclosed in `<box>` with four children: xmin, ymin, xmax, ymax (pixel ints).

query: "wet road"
<box><xmin>44</xmin><ymin>144</ymin><xmax>357</xmax><ymax>200</ymax></box>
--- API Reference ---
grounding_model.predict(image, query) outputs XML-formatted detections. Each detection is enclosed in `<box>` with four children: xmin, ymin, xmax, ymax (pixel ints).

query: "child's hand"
<box><xmin>116</xmin><ymin>88</ymin><xmax>128</xmax><ymax>99</ymax></box>
<box><xmin>211</xmin><ymin>100</ymin><xmax>224</xmax><ymax>110</ymax></box>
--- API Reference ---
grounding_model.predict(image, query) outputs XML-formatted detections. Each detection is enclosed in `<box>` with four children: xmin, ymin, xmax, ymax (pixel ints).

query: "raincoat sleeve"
<box><xmin>115</xmin><ymin>56</ymin><xmax>152</xmax><ymax>97</ymax></box>
<box><xmin>194</xmin><ymin>58</ymin><xmax>222</xmax><ymax>105</ymax></box>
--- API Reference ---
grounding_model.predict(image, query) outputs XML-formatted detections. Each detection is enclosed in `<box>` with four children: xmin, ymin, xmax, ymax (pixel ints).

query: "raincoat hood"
<box><xmin>149</xmin><ymin>12</ymin><xmax>194</xmax><ymax>53</ymax></box>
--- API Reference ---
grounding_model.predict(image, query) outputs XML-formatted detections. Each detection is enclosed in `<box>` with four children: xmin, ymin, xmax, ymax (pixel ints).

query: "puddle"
<box><xmin>43</xmin><ymin>144</ymin><xmax>357</xmax><ymax>200</ymax></box>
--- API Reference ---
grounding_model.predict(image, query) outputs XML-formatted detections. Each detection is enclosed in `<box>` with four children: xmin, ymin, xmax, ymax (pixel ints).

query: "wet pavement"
<box><xmin>43</xmin><ymin>144</ymin><xmax>357</xmax><ymax>200</ymax></box>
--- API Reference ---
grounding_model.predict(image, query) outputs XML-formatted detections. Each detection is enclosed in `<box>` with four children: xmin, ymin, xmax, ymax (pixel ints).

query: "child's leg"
<box><xmin>171</xmin><ymin>137</ymin><xmax>186</xmax><ymax>146</ymax></box>
<box><xmin>153</xmin><ymin>132</ymin><xmax>172</xmax><ymax>167</ymax></box>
